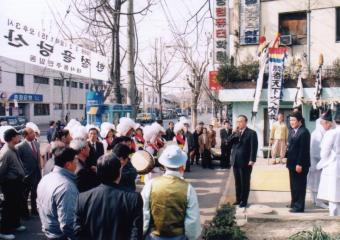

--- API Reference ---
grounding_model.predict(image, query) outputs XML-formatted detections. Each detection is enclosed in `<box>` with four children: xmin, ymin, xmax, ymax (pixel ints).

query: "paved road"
<box><xmin>14</xmin><ymin>163</ymin><xmax>229</xmax><ymax>239</ymax></box>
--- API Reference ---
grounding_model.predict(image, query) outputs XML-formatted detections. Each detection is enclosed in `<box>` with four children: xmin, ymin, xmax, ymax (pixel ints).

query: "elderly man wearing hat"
<box><xmin>0</xmin><ymin>128</ymin><xmax>26</xmax><ymax>240</ymax></box>
<box><xmin>141</xmin><ymin>145</ymin><xmax>201</xmax><ymax>240</ymax></box>
<box><xmin>307</xmin><ymin>109</ymin><xmax>333</xmax><ymax>209</ymax></box>
<box><xmin>317</xmin><ymin>109</ymin><xmax>340</xmax><ymax>216</ymax></box>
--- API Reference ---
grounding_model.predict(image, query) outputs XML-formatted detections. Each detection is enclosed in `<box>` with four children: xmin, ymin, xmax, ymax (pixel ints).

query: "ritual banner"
<box><xmin>267</xmin><ymin>47</ymin><xmax>287</xmax><ymax>123</ymax></box>
<box><xmin>313</xmin><ymin>54</ymin><xmax>323</xmax><ymax>109</ymax></box>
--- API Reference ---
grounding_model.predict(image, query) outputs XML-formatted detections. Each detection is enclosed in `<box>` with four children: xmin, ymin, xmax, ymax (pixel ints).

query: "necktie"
<box><xmin>31</xmin><ymin>142</ymin><xmax>37</xmax><ymax>155</ymax></box>
<box><xmin>92</xmin><ymin>143</ymin><xmax>96</xmax><ymax>151</ymax></box>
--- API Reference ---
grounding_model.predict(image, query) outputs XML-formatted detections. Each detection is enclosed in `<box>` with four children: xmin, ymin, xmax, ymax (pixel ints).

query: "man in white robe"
<box><xmin>317</xmin><ymin>110</ymin><xmax>340</xmax><ymax>216</ymax></box>
<box><xmin>307</xmin><ymin>110</ymin><xmax>333</xmax><ymax>208</ymax></box>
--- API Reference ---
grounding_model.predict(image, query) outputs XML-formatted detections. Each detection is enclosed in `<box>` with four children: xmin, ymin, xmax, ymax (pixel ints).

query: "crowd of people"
<box><xmin>0</xmin><ymin>116</ymin><xmax>217</xmax><ymax>240</ymax></box>
<box><xmin>0</xmin><ymin>108</ymin><xmax>339</xmax><ymax>239</ymax></box>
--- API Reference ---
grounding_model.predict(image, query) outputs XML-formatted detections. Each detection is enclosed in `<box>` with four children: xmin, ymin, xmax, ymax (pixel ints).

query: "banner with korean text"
<box><xmin>267</xmin><ymin>47</ymin><xmax>287</xmax><ymax>123</ymax></box>
<box><xmin>209</xmin><ymin>71</ymin><xmax>221</xmax><ymax>90</ymax></box>
<box><xmin>214</xmin><ymin>0</ymin><xmax>228</xmax><ymax>64</ymax></box>
<box><xmin>240</xmin><ymin>0</ymin><xmax>260</xmax><ymax>45</ymax></box>
<box><xmin>0</xmin><ymin>17</ymin><xmax>109</xmax><ymax>81</ymax></box>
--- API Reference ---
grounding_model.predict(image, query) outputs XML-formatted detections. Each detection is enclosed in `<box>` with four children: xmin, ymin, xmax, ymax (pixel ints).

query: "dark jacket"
<box><xmin>228</xmin><ymin>127</ymin><xmax>258</xmax><ymax>168</ymax></box>
<box><xmin>165</xmin><ymin>128</ymin><xmax>175</xmax><ymax>141</ymax></box>
<box><xmin>0</xmin><ymin>144</ymin><xmax>25</xmax><ymax>181</ymax></box>
<box><xmin>287</xmin><ymin>126</ymin><xmax>311</xmax><ymax>170</ymax></box>
<box><xmin>75</xmin><ymin>183</ymin><xmax>143</xmax><ymax>240</ymax></box>
<box><xmin>184</xmin><ymin>131</ymin><xmax>195</xmax><ymax>152</ymax></box>
<box><xmin>75</xmin><ymin>160</ymin><xmax>100</xmax><ymax>193</ymax></box>
<box><xmin>87</xmin><ymin>141</ymin><xmax>104</xmax><ymax>167</ymax></box>
<box><xmin>193</xmin><ymin>131</ymin><xmax>202</xmax><ymax>150</ymax></box>
<box><xmin>119</xmin><ymin>161</ymin><xmax>138</xmax><ymax>192</ymax></box>
<box><xmin>220</xmin><ymin>128</ymin><xmax>232</xmax><ymax>147</ymax></box>
<box><xmin>47</xmin><ymin>127</ymin><xmax>55</xmax><ymax>143</ymax></box>
<box><xmin>16</xmin><ymin>140</ymin><xmax>41</xmax><ymax>183</ymax></box>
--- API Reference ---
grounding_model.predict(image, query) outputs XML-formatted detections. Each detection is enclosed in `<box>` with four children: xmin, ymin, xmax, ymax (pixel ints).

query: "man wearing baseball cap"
<box><xmin>141</xmin><ymin>145</ymin><xmax>201</xmax><ymax>240</ymax></box>
<box><xmin>0</xmin><ymin>128</ymin><xmax>26</xmax><ymax>240</ymax></box>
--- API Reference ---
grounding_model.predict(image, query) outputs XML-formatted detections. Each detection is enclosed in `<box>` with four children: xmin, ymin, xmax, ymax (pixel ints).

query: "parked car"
<box><xmin>136</xmin><ymin>113</ymin><xmax>156</xmax><ymax>124</ymax></box>
<box><xmin>0</xmin><ymin>116</ymin><xmax>27</xmax><ymax>131</ymax></box>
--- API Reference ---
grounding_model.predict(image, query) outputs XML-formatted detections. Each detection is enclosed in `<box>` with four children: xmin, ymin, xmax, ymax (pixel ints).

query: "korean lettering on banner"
<box><xmin>0</xmin><ymin>18</ymin><xmax>109</xmax><ymax>81</ymax></box>
<box><xmin>214</xmin><ymin>0</ymin><xmax>228</xmax><ymax>65</ymax></box>
<box><xmin>267</xmin><ymin>48</ymin><xmax>287</xmax><ymax>122</ymax></box>
<box><xmin>240</xmin><ymin>0</ymin><xmax>260</xmax><ymax>45</ymax></box>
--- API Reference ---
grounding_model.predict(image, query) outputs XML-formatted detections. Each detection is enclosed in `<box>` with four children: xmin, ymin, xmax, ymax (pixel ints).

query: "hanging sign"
<box><xmin>240</xmin><ymin>0</ymin><xmax>260</xmax><ymax>45</ymax></box>
<box><xmin>214</xmin><ymin>0</ymin><xmax>228</xmax><ymax>64</ymax></box>
<box><xmin>209</xmin><ymin>71</ymin><xmax>221</xmax><ymax>90</ymax></box>
<box><xmin>267</xmin><ymin>47</ymin><xmax>287</xmax><ymax>122</ymax></box>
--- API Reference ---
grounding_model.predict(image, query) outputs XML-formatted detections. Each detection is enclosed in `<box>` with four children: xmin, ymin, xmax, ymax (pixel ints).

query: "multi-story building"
<box><xmin>0</xmin><ymin>56</ymin><xmax>96</xmax><ymax>124</ymax></box>
<box><xmin>217</xmin><ymin>0</ymin><xmax>340</xmax><ymax>155</ymax></box>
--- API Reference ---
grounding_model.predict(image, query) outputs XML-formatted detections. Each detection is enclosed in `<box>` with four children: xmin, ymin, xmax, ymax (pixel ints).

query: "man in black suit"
<box><xmin>165</xmin><ymin>121</ymin><xmax>175</xmax><ymax>141</ymax></box>
<box><xmin>87</xmin><ymin>128</ymin><xmax>104</xmax><ymax>167</ymax></box>
<box><xmin>287</xmin><ymin>111</ymin><xmax>310</xmax><ymax>213</ymax></box>
<box><xmin>75</xmin><ymin>153</ymin><xmax>143</xmax><ymax>239</ymax></box>
<box><xmin>220</xmin><ymin>121</ymin><xmax>232</xmax><ymax>169</ymax></box>
<box><xmin>16</xmin><ymin>127</ymin><xmax>41</xmax><ymax>217</ymax></box>
<box><xmin>70</xmin><ymin>139</ymin><xmax>100</xmax><ymax>193</ymax></box>
<box><xmin>228</xmin><ymin>115</ymin><xmax>258</xmax><ymax>208</ymax></box>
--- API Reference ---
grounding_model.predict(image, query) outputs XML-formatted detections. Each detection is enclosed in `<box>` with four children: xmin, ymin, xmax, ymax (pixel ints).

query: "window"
<box><xmin>71</xmin><ymin>81</ymin><xmax>78</xmax><ymax>88</ymax></box>
<box><xmin>66</xmin><ymin>81</ymin><xmax>70</xmax><ymax>87</ymax></box>
<box><xmin>337</xmin><ymin>8</ymin><xmax>340</xmax><ymax>42</ymax></box>
<box><xmin>53</xmin><ymin>79</ymin><xmax>64</xmax><ymax>86</ymax></box>
<box><xmin>70</xmin><ymin>104</ymin><xmax>78</xmax><ymax>110</ymax></box>
<box><xmin>34</xmin><ymin>76</ymin><xmax>49</xmax><ymax>84</ymax></box>
<box><xmin>53</xmin><ymin>103</ymin><xmax>63</xmax><ymax>110</ymax></box>
<box><xmin>279</xmin><ymin>12</ymin><xmax>307</xmax><ymax>45</ymax></box>
<box><xmin>79</xmin><ymin>82</ymin><xmax>84</xmax><ymax>89</ymax></box>
<box><xmin>85</xmin><ymin>83</ymin><xmax>89</xmax><ymax>89</ymax></box>
<box><xmin>16</xmin><ymin>73</ymin><xmax>24</xmax><ymax>86</ymax></box>
<box><xmin>34</xmin><ymin>104</ymin><xmax>50</xmax><ymax>116</ymax></box>
<box><xmin>79</xmin><ymin>104</ymin><xmax>84</xmax><ymax>110</ymax></box>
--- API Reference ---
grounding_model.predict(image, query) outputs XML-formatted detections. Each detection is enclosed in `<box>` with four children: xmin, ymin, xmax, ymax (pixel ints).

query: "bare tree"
<box><xmin>138</xmin><ymin>39</ymin><xmax>184</xmax><ymax>120</ymax></box>
<box><xmin>72</xmin><ymin>0</ymin><xmax>153</xmax><ymax>103</ymax></box>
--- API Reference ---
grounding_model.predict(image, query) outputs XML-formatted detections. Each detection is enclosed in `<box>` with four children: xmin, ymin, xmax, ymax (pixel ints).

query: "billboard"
<box><xmin>0</xmin><ymin>17</ymin><xmax>109</xmax><ymax>81</ymax></box>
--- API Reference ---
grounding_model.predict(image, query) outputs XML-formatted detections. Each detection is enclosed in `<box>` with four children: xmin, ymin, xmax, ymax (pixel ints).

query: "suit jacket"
<box><xmin>228</xmin><ymin>127</ymin><xmax>258</xmax><ymax>168</ymax></box>
<box><xmin>87</xmin><ymin>141</ymin><xmax>104</xmax><ymax>167</ymax></box>
<box><xmin>287</xmin><ymin>126</ymin><xmax>311</xmax><ymax>170</ymax></box>
<box><xmin>75</xmin><ymin>183</ymin><xmax>143</xmax><ymax>240</ymax></box>
<box><xmin>75</xmin><ymin>160</ymin><xmax>100</xmax><ymax>193</ymax></box>
<box><xmin>220</xmin><ymin>128</ymin><xmax>232</xmax><ymax>147</ymax></box>
<box><xmin>165</xmin><ymin>128</ymin><xmax>175</xmax><ymax>141</ymax></box>
<box><xmin>16</xmin><ymin>140</ymin><xmax>41</xmax><ymax>183</ymax></box>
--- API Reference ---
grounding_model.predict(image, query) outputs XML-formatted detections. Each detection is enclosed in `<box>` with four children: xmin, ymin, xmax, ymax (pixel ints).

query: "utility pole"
<box><xmin>307</xmin><ymin>0</ymin><xmax>311</xmax><ymax>75</ymax></box>
<box><xmin>127</xmin><ymin>0</ymin><xmax>136</xmax><ymax>118</ymax></box>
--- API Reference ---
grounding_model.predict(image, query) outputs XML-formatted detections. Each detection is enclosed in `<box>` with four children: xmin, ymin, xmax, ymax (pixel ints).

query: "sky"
<box><xmin>0</xmin><ymin>0</ymin><xmax>213</xmax><ymax>93</ymax></box>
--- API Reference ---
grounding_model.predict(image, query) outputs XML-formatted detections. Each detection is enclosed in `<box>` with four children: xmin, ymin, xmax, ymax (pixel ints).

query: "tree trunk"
<box><xmin>158</xmin><ymin>88</ymin><xmax>163</xmax><ymax>120</ymax></box>
<box><xmin>127</xmin><ymin>0</ymin><xmax>136</xmax><ymax>117</ymax></box>
<box><xmin>191</xmin><ymin>95</ymin><xmax>198</xmax><ymax>128</ymax></box>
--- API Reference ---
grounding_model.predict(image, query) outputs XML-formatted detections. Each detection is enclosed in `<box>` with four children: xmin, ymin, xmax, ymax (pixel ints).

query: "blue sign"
<box><xmin>8</xmin><ymin>93</ymin><xmax>43</xmax><ymax>102</ymax></box>
<box><xmin>86</xmin><ymin>91</ymin><xmax>104</xmax><ymax>105</ymax></box>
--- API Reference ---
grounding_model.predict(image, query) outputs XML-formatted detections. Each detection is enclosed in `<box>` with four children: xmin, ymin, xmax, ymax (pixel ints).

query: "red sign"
<box><xmin>209</xmin><ymin>71</ymin><xmax>221</xmax><ymax>90</ymax></box>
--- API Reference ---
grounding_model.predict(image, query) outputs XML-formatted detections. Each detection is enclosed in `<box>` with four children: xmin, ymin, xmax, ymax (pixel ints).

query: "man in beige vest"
<box><xmin>141</xmin><ymin>145</ymin><xmax>201</xmax><ymax>240</ymax></box>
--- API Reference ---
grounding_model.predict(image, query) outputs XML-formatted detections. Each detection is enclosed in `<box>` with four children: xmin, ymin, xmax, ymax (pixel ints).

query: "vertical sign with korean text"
<box><xmin>209</xmin><ymin>71</ymin><xmax>221</xmax><ymax>90</ymax></box>
<box><xmin>240</xmin><ymin>0</ymin><xmax>260</xmax><ymax>45</ymax></box>
<box><xmin>0</xmin><ymin>17</ymin><xmax>109</xmax><ymax>81</ymax></box>
<box><xmin>267</xmin><ymin>47</ymin><xmax>287</xmax><ymax>123</ymax></box>
<box><xmin>214</xmin><ymin>0</ymin><xmax>228</xmax><ymax>65</ymax></box>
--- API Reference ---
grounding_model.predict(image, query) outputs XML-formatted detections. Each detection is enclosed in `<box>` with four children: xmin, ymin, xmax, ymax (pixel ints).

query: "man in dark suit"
<box><xmin>165</xmin><ymin>121</ymin><xmax>175</xmax><ymax>141</ymax></box>
<box><xmin>75</xmin><ymin>153</ymin><xmax>143</xmax><ymax>239</ymax></box>
<box><xmin>70</xmin><ymin>139</ymin><xmax>100</xmax><ymax>193</ymax></box>
<box><xmin>287</xmin><ymin>111</ymin><xmax>310</xmax><ymax>213</ymax></box>
<box><xmin>228</xmin><ymin>115</ymin><xmax>258</xmax><ymax>208</ymax></box>
<box><xmin>16</xmin><ymin>127</ymin><xmax>41</xmax><ymax>217</ymax></box>
<box><xmin>220</xmin><ymin>121</ymin><xmax>232</xmax><ymax>169</ymax></box>
<box><xmin>87</xmin><ymin>128</ymin><xmax>104</xmax><ymax>167</ymax></box>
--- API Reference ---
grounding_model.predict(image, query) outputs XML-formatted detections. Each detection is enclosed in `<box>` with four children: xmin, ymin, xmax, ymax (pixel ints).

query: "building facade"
<box><xmin>0</xmin><ymin>56</ymin><xmax>93</xmax><ymax>124</ymax></box>
<box><xmin>218</xmin><ymin>0</ymin><xmax>340</xmax><ymax>156</ymax></box>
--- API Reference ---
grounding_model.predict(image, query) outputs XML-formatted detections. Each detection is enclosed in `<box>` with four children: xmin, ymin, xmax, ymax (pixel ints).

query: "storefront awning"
<box><xmin>87</xmin><ymin>107</ymin><xmax>98</xmax><ymax>115</ymax></box>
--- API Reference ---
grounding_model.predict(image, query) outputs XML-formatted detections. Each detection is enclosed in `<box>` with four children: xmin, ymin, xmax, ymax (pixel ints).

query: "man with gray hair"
<box><xmin>70</xmin><ymin>138</ymin><xmax>100</xmax><ymax>192</ymax></box>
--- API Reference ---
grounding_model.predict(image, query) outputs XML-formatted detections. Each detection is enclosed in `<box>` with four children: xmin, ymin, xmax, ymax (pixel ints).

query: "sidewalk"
<box><xmin>220</xmin><ymin>158</ymin><xmax>340</xmax><ymax>239</ymax></box>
